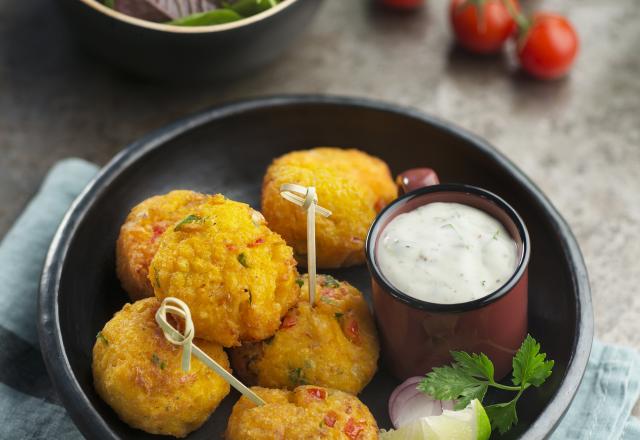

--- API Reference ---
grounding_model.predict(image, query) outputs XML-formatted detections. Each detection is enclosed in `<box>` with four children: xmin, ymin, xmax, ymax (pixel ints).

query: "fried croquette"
<box><xmin>230</xmin><ymin>274</ymin><xmax>379</xmax><ymax>395</ymax></box>
<box><xmin>149</xmin><ymin>194</ymin><xmax>300</xmax><ymax>347</ymax></box>
<box><xmin>92</xmin><ymin>298</ymin><xmax>230</xmax><ymax>438</ymax></box>
<box><xmin>261</xmin><ymin>147</ymin><xmax>397</xmax><ymax>268</ymax></box>
<box><xmin>116</xmin><ymin>190</ymin><xmax>210</xmax><ymax>301</ymax></box>
<box><xmin>225</xmin><ymin>386</ymin><xmax>379</xmax><ymax>440</ymax></box>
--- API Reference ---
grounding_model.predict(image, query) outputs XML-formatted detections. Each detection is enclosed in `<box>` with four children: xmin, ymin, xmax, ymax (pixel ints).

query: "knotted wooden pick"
<box><xmin>155</xmin><ymin>297</ymin><xmax>265</xmax><ymax>406</ymax></box>
<box><xmin>279</xmin><ymin>183</ymin><xmax>332</xmax><ymax>305</ymax></box>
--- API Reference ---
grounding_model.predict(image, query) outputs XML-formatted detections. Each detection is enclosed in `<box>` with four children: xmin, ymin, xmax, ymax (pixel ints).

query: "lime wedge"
<box><xmin>380</xmin><ymin>399</ymin><xmax>491</xmax><ymax>440</ymax></box>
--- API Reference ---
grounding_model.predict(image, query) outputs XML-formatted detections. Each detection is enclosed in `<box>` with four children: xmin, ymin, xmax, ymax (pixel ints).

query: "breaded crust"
<box><xmin>231</xmin><ymin>274</ymin><xmax>379</xmax><ymax>395</ymax></box>
<box><xmin>116</xmin><ymin>190</ymin><xmax>209</xmax><ymax>301</ymax></box>
<box><xmin>92</xmin><ymin>298</ymin><xmax>231</xmax><ymax>438</ymax></box>
<box><xmin>149</xmin><ymin>194</ymin><xmax>300</xmax><ymax>347</ymax></box>
<box><xmin>261</xmin><ymin>147</ymin><xmax>397</xmax><ymax>268</ymax></box>
<box><xmin>225</xmin><ymin>386</ymin><xmax>379</xmax><ymax>440</ymax></box>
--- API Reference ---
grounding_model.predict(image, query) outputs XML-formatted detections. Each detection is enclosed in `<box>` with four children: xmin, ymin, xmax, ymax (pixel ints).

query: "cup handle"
<box><xmin>395</xmin><ymin>168</ymin><xmax>440</xmax><ymax>195</ymax></box>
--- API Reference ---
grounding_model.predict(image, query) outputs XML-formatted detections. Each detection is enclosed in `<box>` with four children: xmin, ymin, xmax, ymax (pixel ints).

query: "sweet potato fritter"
<box><xmin>92</xmin><ymin>298</ymin><xmax>230</xmax><ymax>438</ymax></box>
<box><xmin>261</xmin><ymin>147</ymin><xmax>397</xmax><ymax>268</ymax></box>
<box><xmin>149</xmin><ymin>194</ymin><xmax>300</xmax><ymax>347</ymax></box>
<box><xmin>225</xmin><ymin>386</ymin><xmax>378</xmax><ymax>440</ymax></box>
<box><xmin>116</xmin><ymin>190</ymin><xmax>210</xmax><ymax>301</ymax></box>
<box><xmin>231</xmin><ymin>274</ymin><xmax>379</xmax><ymax>395</ymax></box>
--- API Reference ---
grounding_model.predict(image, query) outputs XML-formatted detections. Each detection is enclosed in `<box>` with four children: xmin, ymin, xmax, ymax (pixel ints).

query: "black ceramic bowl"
<box><xmin>54</xmin><ymin>0</ymin><xmax>322</xmax><ymax>80</ymax></box>
<box><xmin>39</xmin><ymin>95</ymin><xmax>592</xmax><ymax>439</ymax></box>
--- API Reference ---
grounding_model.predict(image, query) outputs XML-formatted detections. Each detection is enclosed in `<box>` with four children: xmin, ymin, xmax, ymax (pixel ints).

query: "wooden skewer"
<box><xmin>279</xmin><ymin>183</ymin><xmax>332</xmax><ymax>305</ymax></box>
<box><xmin>155</xmin><ymin>297</ymin><xmax>265</xmax><ymax>406</ymax></box>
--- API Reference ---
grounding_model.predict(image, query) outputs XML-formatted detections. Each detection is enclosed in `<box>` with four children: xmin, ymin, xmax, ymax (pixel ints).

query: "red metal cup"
<box><xmin>366</xmin><ymin>168</ymin><xmax>530</xmax><ymax>380</ymax></box>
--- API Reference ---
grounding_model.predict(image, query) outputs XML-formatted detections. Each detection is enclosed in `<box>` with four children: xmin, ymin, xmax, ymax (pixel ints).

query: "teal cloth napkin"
<box><xmin>1</xmin><ymin>158</ymin><xmax>639</xmax><ymax>439</ymax></box>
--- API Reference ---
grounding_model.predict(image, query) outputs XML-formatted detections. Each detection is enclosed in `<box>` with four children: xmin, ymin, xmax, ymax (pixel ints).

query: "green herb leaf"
<box><xmin>229</xmin><ymin>0</ymin><xmax>278</xmax><ymax>17</ymax></box>
<box><xmin>103</xmin><ymin>0</ymin><xmax>115</xmax><ymax>8</ymax></box>
<box><xmin>334</xmin><ymin>312</ymin><xmax>344</xmax><ymax>319</ymax></box>
<box><xmin>451</xmin><ymin>351</ymin><xmax>495</xmax><ymax>382</ymax></box>
<box><xmin>169</xmin><ymin>8</ymin><xmax>242</xmax><ymax>26</ymax></box>
<box><xmin>153</xmin><ymin>266</ymin><xmax>161</xmax><ymax>290</ymax></box>
<box><xmin>322</xmin><ymin>275</ymin><xmax>340</xmax><ymax>288</ymax></box>
<box><xmin>418</xmin><ymin>365</ymin><xmax>488</xmax><ymax>409</ymax></box>
<box><xmin>288</xmin><ymin>367</ymin><xmax>307</xmax><ymax>386</ymax></box>
<box><xmin>485</xmin><ymin>400</ymin><xmax>518</xmax><ymax>434</ymax></box>
<box><xmin>96</xmin><ymin>331</ymin><xmax>109</xmax><ymax>345</ymax></box>
<box><xmin>151</xmin><ymin>353</ymin><xmax>166</xmax><ymax>370</ymax></box>
<box><xmin>512</xmin><ymin>334</ymin><xmax>554</xmax><ymax>387</ymax></box>
<box><xmin>418</xmin><ymin>335</ymin><xmax>553</xmax><ymax>434</ymax></box>
<box><xmin>174</xmin><ymin>214</ymin><xmax>203</xmax><ymax>231</ymax></box>
<box><xmin>295</xmin><ymin>278</ymin><xmax>304</xmax><ymax>287</ymax></box>
<box><xmin>320</xmin><ymin>296</ymin><xmax>338</xmax><ymax>306</ymax></box>
<box><xmin>237</xmin><ymin>253</ymin><xmax>249</xmax><ymax>268</ymax></box>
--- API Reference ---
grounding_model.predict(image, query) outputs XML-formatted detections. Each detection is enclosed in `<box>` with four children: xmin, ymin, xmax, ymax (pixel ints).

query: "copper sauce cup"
<box><xmin>365</xmin><ymin>168</ymin><xmax>530</xmax><ymax>381</ymax></box>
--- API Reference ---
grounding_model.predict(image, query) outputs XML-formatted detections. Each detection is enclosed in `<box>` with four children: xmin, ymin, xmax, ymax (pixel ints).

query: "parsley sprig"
<box><xmin>418</xmin><ymin>334</ymin><xmax>553</xmax><ymax>434</ymax></box>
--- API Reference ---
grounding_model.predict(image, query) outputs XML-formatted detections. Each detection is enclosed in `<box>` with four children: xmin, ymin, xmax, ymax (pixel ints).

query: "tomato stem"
<box><xmin>502</xmin><ymin>0</ymin><xmax>529</xmax><ymax>34</ymax></box>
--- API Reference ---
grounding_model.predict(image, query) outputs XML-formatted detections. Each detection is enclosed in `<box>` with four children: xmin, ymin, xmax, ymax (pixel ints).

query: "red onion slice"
<box><xmin>388</xmin><ymin>376</ymin><xmax>455</xmax><ymax>429</ymax></box>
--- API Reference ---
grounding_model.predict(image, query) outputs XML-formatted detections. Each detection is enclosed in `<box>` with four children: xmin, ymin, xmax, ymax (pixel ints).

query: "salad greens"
<box><xmin>103</xmin><ymin>0</ymin><xmax>280</xmax><ymax>27</ymax></box>
<box><xmin>418</xmin><ymin>334</ymin><xmax>554</xmax><ymax>434</ymax></box>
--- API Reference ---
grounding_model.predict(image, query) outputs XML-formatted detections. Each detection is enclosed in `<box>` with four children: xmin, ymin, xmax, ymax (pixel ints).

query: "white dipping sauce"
<box><xmin>377</xmin><ymin>202</ymin><xmax>517</xmax><ymax>304</ymax></box>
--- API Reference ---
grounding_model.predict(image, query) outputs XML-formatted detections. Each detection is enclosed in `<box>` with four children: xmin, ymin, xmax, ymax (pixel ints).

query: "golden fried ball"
<box><xmin>116</xmin><ymin>190</ymin><xmax>210</xmax><ymax>301</ymax></box>
<box><xmin>262</xmin><ymin>147</ymin><xmax>397</xmax><ymax>268</ymax></box>
<box><xmin>225</xmin><ymin>386</ymin><xmax>378</xmax><ymax>440</ymax></box>
<box><xmin>230</xmin><ymin>274</ymin><xmax>379</xmax><ymax>395</ymax></box>
<box><xmin>149</xmin><ymin>194</ymin><xmax>300</xmax><ymax>347</ymax></box>
<box><xmin>92</xmin><ymin>298</ymin><xmax>231</xmax><ymax>438</ymax></box>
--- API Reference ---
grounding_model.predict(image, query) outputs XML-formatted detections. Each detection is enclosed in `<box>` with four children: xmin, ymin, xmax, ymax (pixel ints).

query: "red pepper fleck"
<box><xmin>151</xmin><ymin>225</ymin><xmax>166</xmax><ymax>242</ymax></box>
<box><xmin>344</xmin><ymin>418</ymin><xmax>364</xmax><ymax>439</ymax></box>
<box><xmin>280</xmin><ymin>314</ymin><xmax>297</xmax><ymax>329</ymax></box>
<box><xmin>247</xmin><ymin>237</ymin><xmax>265</xmax><ymax>248</ymax></box>
<box><xmin>344</xmin><ymin>318</ymin><xmax>360</xmax><ymax>343</ymax></box>
<box><xmin>306</xmin><ymin>387</ymin><xmax>327</xmax><ymax>400</ymax></box>
<box><xmin>324</xmin><ymin>411</ymin><xmax>337</xmax><ymax>427</ymax></box>
<box><xmin>322</xmin><ymin>288</ymin><xmax>344</xmax><ymax>300</ymax></box>
<box><xmin>225</xmin><ymin>243</ymin><xmax>238</xmax><ymax>252</ymax></box>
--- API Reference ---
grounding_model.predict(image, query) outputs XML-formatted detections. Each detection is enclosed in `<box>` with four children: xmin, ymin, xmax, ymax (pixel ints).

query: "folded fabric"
<box><xmin>550</xmin><ymin>341</ymin><xmax>640</xmax><ymax>439</ymax></box>
<box><xmin>0</xmin><ymin>158</ymin><xmax>638</xmax><ymax>439</ymax></box>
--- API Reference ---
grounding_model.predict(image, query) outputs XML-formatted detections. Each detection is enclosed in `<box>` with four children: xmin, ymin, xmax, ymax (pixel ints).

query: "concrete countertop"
<box><xmin>2</xmin><ymin>0</ymin><xmax>639</xmax><ymax>414</ymax></box>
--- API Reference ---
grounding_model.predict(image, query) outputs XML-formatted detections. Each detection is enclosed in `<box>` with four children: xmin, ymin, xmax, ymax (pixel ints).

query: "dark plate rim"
<box><xmin>37</xmin><ymin>94</ymin><xmax>593</xmax><ymax>440</ymax></box>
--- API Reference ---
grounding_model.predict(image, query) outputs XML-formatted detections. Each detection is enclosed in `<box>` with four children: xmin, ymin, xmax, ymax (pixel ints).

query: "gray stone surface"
<box><xmin>1</xmin><ymin>0</ymin><xmax>639</xmax><ymax>413</ymax></box>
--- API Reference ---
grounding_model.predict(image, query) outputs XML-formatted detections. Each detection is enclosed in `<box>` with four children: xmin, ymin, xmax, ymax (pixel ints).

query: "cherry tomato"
<box><xmin>450</xmin><ymin>0</ymin><xmax>518</xmax><ymax>54</ymax></box>
<box><xmin>380</xmin><ymin>0</ymin><xmax>424</xmax><ymax>11</ymax></box>
<box><xmin>517</xmin><ymin>13</ymin><xmax>579</xmax><ymax>79</ymax></box>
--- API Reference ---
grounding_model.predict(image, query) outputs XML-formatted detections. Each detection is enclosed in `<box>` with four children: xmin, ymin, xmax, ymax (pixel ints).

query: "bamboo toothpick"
<box><xmin>155</xmin><ymin>297</ymin><xmax>265</xmax><ymax>406</ymax></box>
<box><xmin>279</xmin><ymin>184</ymin><xmax>332</xmax><ymax>305</ymax></box>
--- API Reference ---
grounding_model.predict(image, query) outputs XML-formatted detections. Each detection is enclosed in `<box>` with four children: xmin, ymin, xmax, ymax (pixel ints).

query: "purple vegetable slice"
<box><xmin>389</xmin><ymin>376</ymin><xmax>455</xmax><ymax>429</ymax></box>
<box><xmin>109</xmin><ymin>0</ymin><xmax>218</xmax><ymax>22</ymax></box>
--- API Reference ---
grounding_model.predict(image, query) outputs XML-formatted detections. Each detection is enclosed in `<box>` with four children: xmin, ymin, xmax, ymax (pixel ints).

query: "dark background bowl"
<box><xmin>39</xmin><ymin>95</ymin><xmax>592</xmax><ymax>439</ymax></box>
<box><xmin>53</xmin><ymin>0</ymin><xmax>322</xmax><ymax>81</ymax></box>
